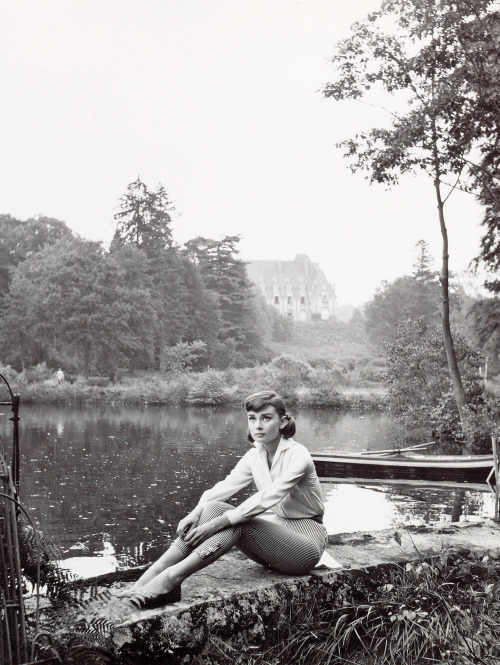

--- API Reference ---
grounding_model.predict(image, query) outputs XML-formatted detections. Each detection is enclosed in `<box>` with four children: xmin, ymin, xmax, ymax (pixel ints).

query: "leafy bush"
<box><xmin>227</xmin><ymin>365</ymin><xmax>282</xmax><ymax>403</ymax></box>
<box><xmin>160</xmin><ymin>374</ymin><xmax>192</xmax><ymax>404</ymax></box>
<box><xmin>160</xmin><ymin>341</ymin><xmax>207</xmax><ymax>374</ymax></box>
<box><xmin>358</xmin><ymin>357</ymin><xmax>388</xmax><ymax>383</ymax></box>
<box><xmin>300</xmin><ymin>369</ymin><xmax>346</xmax><ymax>408</ymax></box>
<box><xmin>269</xmin><ymin>355</ymin><xmax>313</xmax><ymax>401</ymax></box>
<box><xmin>385</xmin><ymin>316</ymin><xmax>493</xmax><ymax>449</ymax></box>
<box><xmin>20</xmin><ymin>362</ymin><xmax>53</xmax><ymax>384</ymax></box>
<box><xmin>270</xmin><ymin>355</ymin><xmax>312</xmax><ymax>381</ymax></box>
<box><xmin>187</xmin><ymin>369</ymin><xmax>231</xmax><ymax>405</ymax></box>
<box><xmin>0</xmin><ymin>363</ymin><xmax>20</xmax><ymax>386</ymax></box>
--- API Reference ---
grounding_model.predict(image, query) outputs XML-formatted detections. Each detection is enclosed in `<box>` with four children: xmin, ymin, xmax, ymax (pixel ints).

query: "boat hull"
<box><xmin>312</xmin><ymin>453</ymin><xmax>494</xmax><ymax>484</ymax></box>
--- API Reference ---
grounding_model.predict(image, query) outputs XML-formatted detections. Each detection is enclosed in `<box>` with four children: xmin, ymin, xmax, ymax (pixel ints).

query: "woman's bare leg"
<box><xmin>125</xmin><ymin>502</ymin><xmax>240</xmax><ymax>606</ymax></box>
<box><xmin>119</xmin><ymin>502</ymin><xmax>236</xmax><ymax>599</ymax></box>
<box><xmin>131</xmin><ymin>551</ymin><xmax>207</xmax><ymax>598</ymax></box>
<box><xmin>115</xmin><ymin>543</ymin><xmax>187</xmax><ymax>596</ymax></box>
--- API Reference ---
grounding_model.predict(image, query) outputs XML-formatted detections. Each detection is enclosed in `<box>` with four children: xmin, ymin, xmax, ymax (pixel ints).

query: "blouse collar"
<box><xmin>254</xmin><ymin>436</ymin><xmax>293</xmax><ymax>455</ymax></box>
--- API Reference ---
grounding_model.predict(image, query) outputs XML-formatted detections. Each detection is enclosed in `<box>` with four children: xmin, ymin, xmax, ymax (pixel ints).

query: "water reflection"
<box><xmin>0</xmin><ymin>405</ymin><xmax>493</xmax><ymax>578</ymax></box>
<box><xmin>322</xmin><ymin>482</ymin><xmax>493</xmax><ymax>535</ymax></box>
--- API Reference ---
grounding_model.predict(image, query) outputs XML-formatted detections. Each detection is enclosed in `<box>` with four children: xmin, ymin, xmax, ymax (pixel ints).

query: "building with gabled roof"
<box><xmin>246</xmin><ymin>254</ymin><xmax>336</xmax><ymax>321</ymax></box>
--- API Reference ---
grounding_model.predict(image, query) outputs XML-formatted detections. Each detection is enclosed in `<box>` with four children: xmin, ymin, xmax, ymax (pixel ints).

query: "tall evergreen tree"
<box><xmin>413</xmin><ymin>240</ymin><xmax>437</xmax><ymax>284</ymax></box>
<box><xmin>184</xmin><ymin>235</ymin><xmax>264</xmax><ymax>365</ymax></box>
<box><xmin>111</xmin><ymin>180</ymin><xmax>224</xmax><ymax>370</ymax></box>
<box><xmin>113</xmin><ymin>177</ymin><xmax>174</xmax><ymax>255</ymax></box>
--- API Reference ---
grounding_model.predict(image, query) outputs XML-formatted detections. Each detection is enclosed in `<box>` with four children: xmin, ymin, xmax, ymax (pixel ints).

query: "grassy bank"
<box><xmin>2</xmin><ymin>361</ymin><xmax>387</xmax><ymax>410</ymax></box>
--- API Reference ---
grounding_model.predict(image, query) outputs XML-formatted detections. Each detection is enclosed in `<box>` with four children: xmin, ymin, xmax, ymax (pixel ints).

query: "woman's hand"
<box><xmin>182</xmin><ymin>521</ymin><xmax>219</xmax><ymax>548</ymax></box>
<box><xmin>182</xmin><ymin>513</ymin><xmax>231</xmax><ymax>549</ymax></box>
<box><xmin>176</xmin><ymin>512</ymin><xmax>200</xmax><ymax>539</ymax></box>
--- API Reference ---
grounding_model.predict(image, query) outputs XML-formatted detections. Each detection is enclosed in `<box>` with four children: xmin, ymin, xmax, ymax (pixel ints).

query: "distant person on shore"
<box><xmin>117</xmin><ymin>390</ymin><xmax>326</xmax><ymax>610</ymax></box>
<box><xmin>56</xmin><ymin>368</ymin><xmax>65</xmax><ymax>384</ymax></box>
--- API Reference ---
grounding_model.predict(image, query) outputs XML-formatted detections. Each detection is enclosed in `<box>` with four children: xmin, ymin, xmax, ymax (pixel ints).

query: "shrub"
<box><xmin>162</xmin><ymin>374</ymin><xmax>192</xmax><ymax>404</ymax></box>
<box><xmin>0</xmin><ymin>363</ymin><xmax>20</xmax><ymax>387</ymax></box>
<box><xmin>20</xmin><ymin>362</ymin><xmax>53</xmax><ymax>384</ymax></box>
<box><xmin>300</xmin><ymin>370</ymin><xmax>346</xmax><ymax>408</ymax></box>
<box><xmin>187</xmin><ymin>369</ymin><xmax>231</xmax><ymax>405</ymax></box>
<box><xmin>270</xmin><ymin>355</ymin><xmax>312</xmax><ymax>382</ymax></box>
<box><xmin>269</xmin><ymin>355</ymin><xmax>313</xmax><ymax>401</ymax></box>
<box><xmin>160</xmin><ymin>341</ymin><xmax>207</xmax><ymax>374</ymax></box>
<box><xmin>386</xmin><ymin>316</ymin><xmax>493</xmax><ymax>448</ymax></box>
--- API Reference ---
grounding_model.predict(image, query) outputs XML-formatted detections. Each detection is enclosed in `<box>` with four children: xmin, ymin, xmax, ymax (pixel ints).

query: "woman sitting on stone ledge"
<box><xmin>118</xmin><ymin>390</ymin><xmax>326</xmax><ymax>610</ymax></box>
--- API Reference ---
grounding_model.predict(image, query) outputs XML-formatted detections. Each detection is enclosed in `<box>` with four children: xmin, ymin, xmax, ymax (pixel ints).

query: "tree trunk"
<box><xmin>433</xmin><ymin>176</ymin><xmax>467</xmax><ymax>424</ymax></box>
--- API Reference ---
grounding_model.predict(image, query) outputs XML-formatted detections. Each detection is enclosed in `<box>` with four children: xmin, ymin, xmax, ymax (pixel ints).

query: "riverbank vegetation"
<box><xmin>1</xmin><ymin>209</ymin><xmax>500</xmax><ymax>448</ymax></box>
<box><xmin>385</xmin><ymin>317</ymin><xmax>500</xmax><ymax>453</ymax></box>
<box><xmin>0</xmin><ymin>354</ymin><xmax>386</xmax><ymax>411</ymax></box>
<box><xmin>1</xmin><ymin>211</ymin><xmax>500</xmax><ymax>444</ymax></box>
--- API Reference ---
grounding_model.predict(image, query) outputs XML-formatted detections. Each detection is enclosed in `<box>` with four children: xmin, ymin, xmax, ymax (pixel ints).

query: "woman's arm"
<box><xmin>175</xmin><ymin>451</ymin><xmax>254</xmax><ymax>544</ymax></box>
<box><xmin>194</xmin><ymin>450</ymin><xmax>254</xmax><ymax>509</ymax></box>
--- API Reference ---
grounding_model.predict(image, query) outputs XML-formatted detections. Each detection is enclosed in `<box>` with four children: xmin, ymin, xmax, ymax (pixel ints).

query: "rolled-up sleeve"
<box><xmin>196</xmin><ymin>451</ymin><xmax>254</xmax><ymax>509</ymax></box>
<box><xmin>225</xmin><ymin>448</ymin><xmax>310</xmax><ymax>525</ymax></box>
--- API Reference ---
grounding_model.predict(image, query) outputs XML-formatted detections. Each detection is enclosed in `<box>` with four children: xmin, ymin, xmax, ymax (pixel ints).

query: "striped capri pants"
<box><xmin>173</xmin><ymin>501</ymin><xmax>327</xmax><ymax>575</ymax></box>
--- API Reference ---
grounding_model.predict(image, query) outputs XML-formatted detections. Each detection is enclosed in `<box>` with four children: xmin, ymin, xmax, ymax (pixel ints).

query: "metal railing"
<box><xmin>0</xmin><ymin>373</ymin><xmax>20</xmax><ymax>497</ymax></box>
<box><xmin>486</xmin><ymin>435</ymin><xmax>500</xmax><ymax>520</ymax></box>
<box><xmin>0</xmin><ymin>373</ymin><xmax>28</xmax><ymax>665</ymax></box>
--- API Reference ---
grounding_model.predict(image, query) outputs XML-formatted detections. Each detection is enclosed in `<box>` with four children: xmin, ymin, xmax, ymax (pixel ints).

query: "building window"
<box><xmin>322</xmin><ymin>295</ymin><xmax>328</xmax><ymax>304</ymax></box>
<box><xmin>274</xmin><ymin>296</ymin><xmax>279</xmax><ymax>304</ymax></box>
<box><xmin>287</xmin><ymin>296</ymin><xmax>292</xmax><ymax>304</ymax></box>
<box><xmin>300</xmin><ymin>296</ymin><xmax>305</xmax><ymax>305</ymax></box>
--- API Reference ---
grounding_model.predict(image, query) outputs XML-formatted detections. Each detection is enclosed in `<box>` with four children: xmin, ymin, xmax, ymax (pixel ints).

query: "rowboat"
<box><xmin>311</xmin><ymin>446</ymin><xmax>495</xmax><ymax>484</ymax></box>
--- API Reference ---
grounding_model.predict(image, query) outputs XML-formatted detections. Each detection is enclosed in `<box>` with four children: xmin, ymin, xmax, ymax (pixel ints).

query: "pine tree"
<box><xmin>184</xmin><ymin>235</ymin><xmax>264</xmax><ymax>365</ymax></box>
<box><xmin>113</xmin><ymin>177</ymin><xmax>174</xmax><ymax>256</ymax></box>
<box><xmin>413</xmin><ymin>240</ymin><xmax>437</xmax><ymax>284</ymax></box>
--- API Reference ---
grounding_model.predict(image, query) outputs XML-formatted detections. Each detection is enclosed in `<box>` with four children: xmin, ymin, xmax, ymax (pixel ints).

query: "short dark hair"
<box><xmin>243</xmin><ymin>390</ymin><xmax>296</xmax><ymax>442</ymax></box>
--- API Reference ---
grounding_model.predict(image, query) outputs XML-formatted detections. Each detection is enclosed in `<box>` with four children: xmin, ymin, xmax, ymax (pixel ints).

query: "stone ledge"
<box><xmin>35</xmin><ymin>520</ymin><xmax>500</xmax><ymax>663</ymax></box>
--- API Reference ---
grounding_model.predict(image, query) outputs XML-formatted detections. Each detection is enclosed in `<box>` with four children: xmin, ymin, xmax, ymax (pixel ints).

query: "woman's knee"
<box><xmin>198</xmin><ymin>501</ymin><xmax>233</xmax><ymax>523</ymax></box>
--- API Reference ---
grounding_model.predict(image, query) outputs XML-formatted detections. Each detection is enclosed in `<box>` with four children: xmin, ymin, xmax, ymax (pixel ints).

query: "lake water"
<box><xmin>0</xmin><ymin>404</ymin><xmax>494</xmax><ymax>578</ymax></box>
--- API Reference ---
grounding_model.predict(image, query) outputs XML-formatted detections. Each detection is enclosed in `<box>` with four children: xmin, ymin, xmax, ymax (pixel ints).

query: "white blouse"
<box><xmin>196</xmin><ymin>437</ymin><xmax>324</xmax><ymax>525</ymax></box>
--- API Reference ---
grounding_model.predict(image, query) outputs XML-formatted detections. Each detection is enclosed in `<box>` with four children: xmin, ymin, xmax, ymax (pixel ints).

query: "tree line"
<box><xmin>0</xmin><ymin>178</ymin><xmax>278</xmax><ymax>376</ymax></box>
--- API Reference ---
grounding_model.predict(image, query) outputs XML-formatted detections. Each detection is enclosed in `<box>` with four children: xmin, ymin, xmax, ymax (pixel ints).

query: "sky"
<box><xmin>1</xmin><ymin>0</ymin><xmax>486</xmax><ymax>307</ymax></box>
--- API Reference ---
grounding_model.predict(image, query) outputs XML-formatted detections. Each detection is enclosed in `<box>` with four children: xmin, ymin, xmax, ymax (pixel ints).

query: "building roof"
<box><xmin>246</xmin><ymin>254</ymin><xmax>334</xmax><ymax>293</ymax></box>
